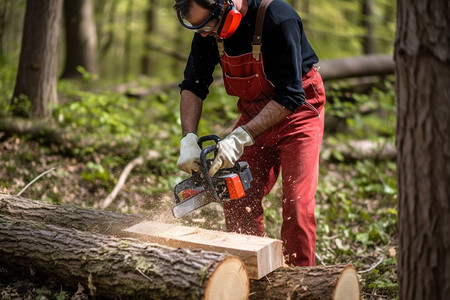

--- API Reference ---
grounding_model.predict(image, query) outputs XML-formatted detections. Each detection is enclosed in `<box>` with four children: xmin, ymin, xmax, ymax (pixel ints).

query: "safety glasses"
<box><xmin>177</xmin><ymin>0</ymin><xmax>224</xmax><ymax>34</ymax></box>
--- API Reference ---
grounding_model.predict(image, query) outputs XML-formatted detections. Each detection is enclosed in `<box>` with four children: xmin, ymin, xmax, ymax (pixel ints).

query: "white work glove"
<box><xmin>209</xmin><ymin>126</ymin><xmax>254</xmax><ymax>177</ymax></box>
<box><xmin>177</xmin><ymin>133</ymin><xmax>202</xmax><ymax>173</ymax></box>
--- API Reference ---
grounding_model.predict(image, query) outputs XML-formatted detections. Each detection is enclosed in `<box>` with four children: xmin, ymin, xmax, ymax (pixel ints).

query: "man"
<box><xmin>173</xmin><ymin>0</ymin><xmax>325</xmax><ymax>266</ymax></box>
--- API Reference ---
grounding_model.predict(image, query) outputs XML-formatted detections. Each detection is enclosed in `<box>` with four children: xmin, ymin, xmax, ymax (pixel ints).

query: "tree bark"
<box><xmin>0</xmin><ymin>194</ymin><xmax>143</xmax><ymax>235</ymax></box>
<box><xmin>395</xmin><ymin>0</ymin><xmax>450</xmax><ymax>299</ymax></box>
<box><xmin>96</xmin><ymin>0</ymin><xmax>117</xmax><ymax>58</ymax></box>
<box><xmin>11</xmin><ymin>0</ymin><xmax>63</xmax><ymax>118</ymax></box>
<box><xmin>123</xmin><ymin>0</ymin><xmax>134</xmax><ymax>81</ymax></box>
<box><xmin>141</xmin><ymin>0</ymin><xmax>157</xmax><ymax>76</ymax></box>
<box><xmin>361</xmin><ymin>0</ymin><xmax>375</xmax><ymax>54</ymax></box>
<box><xmin>0</xmin><ymin>214</ymin><xmax>249</xmax><ymax>299</ymax></box>
<box><xmin>0</xmin><ymin>0</ymin><xmax>11</xmax><ymax>57</ymax></box>
<box><xmin>61</xmin><ymin>0</ymin><xmax>99</xmax><ymax>79</ymax></box>
<box><xmin>250</xmin><ymin>265</ymin><xmax>360</xmax><ymax>300</ymax></box>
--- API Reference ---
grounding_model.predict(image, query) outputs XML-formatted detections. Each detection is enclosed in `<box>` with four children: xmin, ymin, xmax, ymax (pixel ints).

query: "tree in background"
<box><xmin>141</xmin><ymin>0</ymin><xmax>156</xmax><ymax>76</ymax></box>
<box><xmin>395</xmin><ymin>0</ymin><xmax>449</xmax><ymax>299</ymax></box>
<box><xmin>61</xmin><ymin>0</ymin><xmax>98</xmax><ymax>79</ymax></box>
<box><xmin>11</xmin><ymin>0</ymin><xmax>63</xmax><ymax>118</ymax></box>
<box><xmin>361</xmin><ymin>0</ymin><xmax>375</xmax><ymax>54</ymax></box>
<box><xmin>0</xmin><ymin>0</ymin><xmax>11</xmax><ymax>58</ymax></box>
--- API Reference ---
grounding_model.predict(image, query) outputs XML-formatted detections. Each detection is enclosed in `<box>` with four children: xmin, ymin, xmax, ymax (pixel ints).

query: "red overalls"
<box><xmin>217</xmin><ymin>0</ymin><xmax>325</xmax><ymax>266</ymax></box>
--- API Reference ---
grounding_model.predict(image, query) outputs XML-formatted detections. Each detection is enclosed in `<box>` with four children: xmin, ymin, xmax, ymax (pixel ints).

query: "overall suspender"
<box><xmin>217</xmin><ymin>0</ymin><xmax>273</xmax><ymax>61</ymax></box>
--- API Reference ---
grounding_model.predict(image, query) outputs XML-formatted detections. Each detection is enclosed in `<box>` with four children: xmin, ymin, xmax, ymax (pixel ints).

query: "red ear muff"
<box><xmin>217</xmin><ymin>6</ymin><xmax>242</xmax><ymax>39</ymax></box>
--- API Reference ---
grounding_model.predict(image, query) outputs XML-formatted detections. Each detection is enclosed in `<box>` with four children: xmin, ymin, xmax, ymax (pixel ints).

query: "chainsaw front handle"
<box><xmin>197</xmin><ymin>135</ymin><xmax>221</xmax><ymax>149</ymax></box>
<box><xmin>200</xmin><ymin>144</ymin><xmax>221</xmax><ymax>201</ymax></box>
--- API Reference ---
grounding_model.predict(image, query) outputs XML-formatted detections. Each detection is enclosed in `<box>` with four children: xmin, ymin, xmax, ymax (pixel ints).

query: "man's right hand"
<box><xmin>177</xmin><ymin>133</ymin><xmax>202</xmax><ymax>173</ymax></box>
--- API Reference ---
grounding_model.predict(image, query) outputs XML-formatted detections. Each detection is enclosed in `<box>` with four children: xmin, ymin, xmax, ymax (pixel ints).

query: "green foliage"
<box><xmin>36</xmin><ymin>287</ymin><xmax>67</xmax><ymax>300</ymax></box>
<box><xmin>306</xmin><ymin>0</ymin><xmax>396</xmax><ymax>58</ymax></box>
<box><xmin>82</xmin><ymin>162</ymin><xmax>112</xmax><ymax>183</ymax></box>
<box><xmin>76</xmin><ymin>66</ymin><xmax>99</xmax><ymax>82</ymax></box>
<box><xmin>0</xmin><ymin>60</ymin><xmax>17</xmax><ymax>118</ymax></box>
<box><xmin>327</xmin><ymin>79</ymin><xmax>396</xmax><ymax>139</ymax></box>
<box><xmin>55</xmin><ymin>86</ymin><xmax>138</xmax><ymax>138</ymax></box>
<box><xmin>364</xmin><ymin>258</ymin><xmax>399</xmax><ymax>299</ymax></box>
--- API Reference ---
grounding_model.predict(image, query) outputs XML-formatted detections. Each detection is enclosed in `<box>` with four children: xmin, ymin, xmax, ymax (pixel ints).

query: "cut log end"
<box><xmin>205</xmin><ymin>256</ymin><xmax>249</xmax><ymax>300</ymax></box>
<box><xmin>332</xmin><ymin>265</ymin><xmax>361</xmax><ymax>300</ymax></box>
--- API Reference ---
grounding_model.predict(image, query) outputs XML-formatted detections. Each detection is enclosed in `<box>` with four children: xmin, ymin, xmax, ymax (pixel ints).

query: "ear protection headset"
<box><xmin>217</xmin><ymin>0</ymin><xmax>242</xmax><ymax>39</ymax></box>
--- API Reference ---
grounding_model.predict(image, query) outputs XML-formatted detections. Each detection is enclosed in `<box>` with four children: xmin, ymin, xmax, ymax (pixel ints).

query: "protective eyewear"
<box><xmin>177</xmin><ymin>0</ymin><xmax>224</xmax><ymax>33</ymax></box>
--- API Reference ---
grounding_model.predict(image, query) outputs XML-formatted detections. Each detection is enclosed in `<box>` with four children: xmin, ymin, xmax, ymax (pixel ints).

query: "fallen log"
<box><xmin>0</xmin><ymin>194</ymin><xmax>283</xmax><ymax>280</ymax></box>
<box><xmin>249</xmin><ymin>264</ymin><xmax>360</xmax><ymax>299</ymax></box>
<box><xmin>0</xmin><ymin>214</ymin><xmax>249</xmax><ymax>299</ymax></box>
<box><xmin>317</xmin><ymin>54</ymin><xmax>394</xmax><ymax>81</ymax></box>
<box><xmin>116</xmin><ymin>55</ymin><xmax>394</xmax><ymax>97</ymax></box>
<box><xmin>0</xmin><ymin>194</ymin><xmax>143</xmax><ymax>235</ymax></box>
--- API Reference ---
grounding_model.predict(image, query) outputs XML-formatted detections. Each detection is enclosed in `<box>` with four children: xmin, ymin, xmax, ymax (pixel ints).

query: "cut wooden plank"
<box><xmin>124</xmin><ymin>221</ymin><xmax>284</xmax><ymax>279</ymax></box>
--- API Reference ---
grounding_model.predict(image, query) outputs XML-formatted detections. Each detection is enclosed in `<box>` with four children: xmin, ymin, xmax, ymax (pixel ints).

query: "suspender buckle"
<box><xmin>252</xmin><ymin>43</ymin><xmax>261</xmax><ymax>61</ymax></box>
<box><xmin>216</xmin><ymin>38</ymin><xmax>225</xmax><ymax>57</ymax></box>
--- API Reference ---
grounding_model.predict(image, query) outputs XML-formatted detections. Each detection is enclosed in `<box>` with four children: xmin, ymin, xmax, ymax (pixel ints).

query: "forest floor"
<box><xmin>0</xmin><ymin>132</ymin><xmax>398</xmax><ymax>299</ymax></box>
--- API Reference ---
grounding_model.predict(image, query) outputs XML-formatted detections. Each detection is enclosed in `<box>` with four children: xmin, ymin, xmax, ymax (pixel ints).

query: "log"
<box><xmin>113</xmin><ymin>55</ymin><xmax>394</xmax><ymax>98</ymax></box>
<box><xmin>0</xmin><ymin>214</ymin><xmax>249</xmax><ymax>299</ymax></box>
<box><xmin>0</xmin><ymin>194</ymin><xmax>143</xmax><ymax>235</ymax></box>
<box><xmin>0</xmin><ymin>194</ymin><xmax>283</xmax><ymax>280</ymax></box>
<box><xmin>317</xmin><ymin>54</ymin><xmax>394</xmax><ymax>81</ymax></box>
<box><xmin>250</xmin><ymin>264</ymin><xmax>361</xmax><ymax>300</ymax></box>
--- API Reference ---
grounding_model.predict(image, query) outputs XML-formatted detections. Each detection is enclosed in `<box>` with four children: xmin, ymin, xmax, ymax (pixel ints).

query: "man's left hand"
<box><xmin>209</xmin><ymin>126</ymin><xmax>254</xmax><ymax>177</ymax></box>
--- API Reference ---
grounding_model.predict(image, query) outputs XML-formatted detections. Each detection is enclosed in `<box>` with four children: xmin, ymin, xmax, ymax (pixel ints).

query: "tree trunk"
<box><xmin>141</xmin><ymin>0</ymin><xmax>156</xmax><ymax>76</ymax></box>
<box><xmin>0</xmin><ymin>0</ymin><xmax>11</xmax><ymax>57</ymax></box>
<box><xmin>11</xmin><ymin>0</ymin><xmax>63</xmax><ymax>118</ymax></box>
<box><xmin>0</xmin><ymin>214</ymin><xmax>249</xmax><ymax>299</ymax></box>
<box><xmin>61</xmin><ymin>0</ymin><xmax>99</xmax><ymax>79</ymax></box>
<box><xmin>96</xmin><ymin>0</ymin><xmax>117</xmax><ymax>59</ymax></box>
<box><xmin>123</xmin><ymin>0</ymin><xmax>134</xmax><ymax>81</ymax></box>
<box><xmin>300</xmin><ymin>0</ymin><xmax>310</xmax><ymax>27</ymax></box>
<box><xmin>361</xmin><ymin>0</ymin><xmax>375</xmax><ymax>54</ymax></box>
<box><xmin>395</xmin><ymin>0</ymin><xmax>450</xmax><ymax>299</ymax></box>
<box><xmin>250</xmin><ymin>265</ymin><xmax>360</xmax><ymax>300</ymax></box>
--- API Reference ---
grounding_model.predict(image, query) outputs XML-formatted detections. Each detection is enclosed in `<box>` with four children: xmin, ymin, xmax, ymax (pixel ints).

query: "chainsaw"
<box><xmin>173</xmin><ymin>135</ymin><xmax>253</xmax><ymax>218</ymax></box>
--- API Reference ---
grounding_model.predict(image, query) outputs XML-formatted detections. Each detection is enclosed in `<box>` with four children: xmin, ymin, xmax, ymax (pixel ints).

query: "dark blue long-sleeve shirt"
<box><xmin>179</xmin><ymin>0</ymin><xmax>319</xmax><ymax>112</ymax></box>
